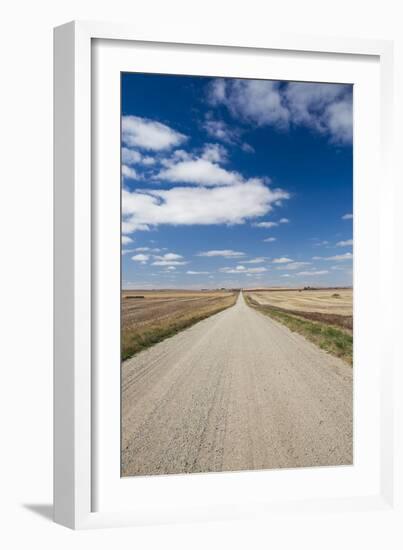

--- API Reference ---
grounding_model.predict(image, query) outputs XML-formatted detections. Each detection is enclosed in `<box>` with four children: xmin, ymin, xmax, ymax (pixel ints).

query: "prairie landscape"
<box><xmin>122</xmin><ymin>289</ymin><xmax>238</xmax><ymax>360</ymax></box>
<box><xmin>120</xmin><ymin>73</ymin><xmax>353</xmax><ymax>477</ymax></box>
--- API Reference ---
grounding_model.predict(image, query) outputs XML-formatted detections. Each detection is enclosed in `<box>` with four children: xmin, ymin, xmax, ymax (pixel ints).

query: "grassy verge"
<box><xmin>245</xmin><ymin>295</ymin><xmax>353</xmax><ymax>365</ymax></box>
<box><xmin>122</xmin><ymin>294</ymin><xmax>237</xmax><ymax>361</ymax></box>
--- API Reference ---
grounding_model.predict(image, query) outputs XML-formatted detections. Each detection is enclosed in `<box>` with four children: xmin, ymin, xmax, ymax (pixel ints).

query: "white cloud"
<box><xmin>165</xmin><ymin>266</ymin><xmax>176</xmax><ymax>271</ymax></box>
<box><xmin>122</xmin><ymin>116</ymin><xmax>187</xmax><ymax>151</ymax></box>
<box><xmin>122</xmin><ymin>181</ymin><xmax>289</xmax><ymax>233</ymax></box>
<box><xmin>209</xmin><ymin>79</ymin><xmax>352</xmax><ymax>144</ymax></box>
<box><xmin>152</xmin><ymin>260</ymin><xmax>187</xmax><ymax>266</ymax></box>
<box><xmin>279</xmin><ymin>217</ymin><xmax>289</xmax><ymax>224</ymax></box>
<box><xmin>263</xmin><ymin>237</ymin><xmax>276</xmax><ymax>242</ymax></box>
<box><xmin>202</xmin><ymin>114</ymin><xmax>254</xmax><ymax>153</ymax></box>
<box><xmin>131</xmin><ymin>253</ymin><xmax>149</xmax><ymax>264</ymax></box>
<box><xmin>122</xmin><ymin>148</ymin><xmax>142</xmax><ymax>164</ymax></box>
<box><xmin>122</xmin><ymin>219</ymin><xmax>150</xmax><ymax>233</ymax></box>
<box><xmin>201</xmin><ymin>143</ymin><xmax>228</xmax><ymax>163</ymax></box>
<box><xmin>253</xmin><ymin>221</ymin><xmax>278</xmax><ymax>228</ymax></box>
<box><xmin>209</xmin><ymin>79</ymin><xmax>289</xmax><ymax>129</ymax></box>
<box><xmin>122</xmin><ymin>147</ymin><xmax>155</xmax><ymax>166</ymax></box>
<box><xmin>154</xmin><ymin>252</ymin><xmax>183</xmax><ymax>261</ymax></box>
<box><xmin>325</xmin><ymin>98</ymin><xmax>353</xmax><ymax>144</ymax></box>
<box><xmin>342</xmin><ymin>213</ymin><xmax>353</xmax><ymax>220</ymax></box>
<box><xmin>272</xmin><ymin>257</ymin><xmax>293</xmax><ymax>264</ymax></box>
<box><xmin>326</xmin><ymin>253</ymin><xmax>353</xmax><ymax>261</ymax></box>
<box><xmin>219</xmin><ymin>266</ymin><xmax>267</xmax><ymax>274</ymax></box>
<box><xmin>152</xmin><ymin>253</ymin><xmax>187</xmax><ymax>267</ymax></box>
<box><xmin>281</xmin><ymin>274</ymin><xmax>291</xmax><ymax>278</ymax></box>
<box><xmin>122</xmin><ymin>165</ymin><xmax>137</xmax><ymax>180</ymax></box>
<box><xmin>336</xmin><ymin>239</ymin><xmax>353</xmax><ymax>247</ymax></box>
<box><xmin>241</xmin><ymin>143</ymin><xmax>255</xmax><ymax>153</ymax></box>
<box><xmin>121</xmin><ymin>236</ymin><xmax>133</xmax><ymax>246</ymax></box>
<box><xmin>277</xmin><ymin>261</ymin><xmax>311</xmax><ymax>270</ymax></box>
<box><xmin>296</xmin><ymin>270</ymin><xmax>329</xmax><ymax>276</ymax></box>
<box><xmin>313</xmin><ymin>252</ymin><xmax>353</xmax><ymax>261</ymax></box>
<box><xmin>202</xmin><ymin>115</ymin><xmax>238</xmax><ymax>144</ymax></box>
<box><xmin>197</xmin><ymin>249</ymin><xmax>245</xmax><ymax>258</ymax></box>
<box><xmin>158</xmin><ymin>157</ymin><xmax>242</xmax><ymax>186</ymax></box>
<box><xmin>186</xmin><ymin>270</ymin><xmax>210</xmax><ymax>275</ymax></box>
<box><xmin>241</xmin><ymin>257</ymin><xmax>266</xmax><ymax>264</ymax></box>
<box><xmin>245</xmin><ymin>267</ymin><xmax>267</xmax><ymax>273</ymax></box>
<box><xmin>284</xmin><ymin>83</ymin><xmax>352</xmax><ymax>144</ymax></box>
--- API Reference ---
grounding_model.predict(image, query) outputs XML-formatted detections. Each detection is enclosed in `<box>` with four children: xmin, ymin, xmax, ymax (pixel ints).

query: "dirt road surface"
<box><xmin>122</xmin><ymin>292</ymin><xmax>352</xmax><ymax>476</ymax></box>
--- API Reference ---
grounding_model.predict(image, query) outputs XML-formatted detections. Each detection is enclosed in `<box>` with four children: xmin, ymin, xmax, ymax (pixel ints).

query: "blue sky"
<box><xmin>121</xmin><ymin>73</ymin><xmax>353</xmax><ymax>289</ymax></box>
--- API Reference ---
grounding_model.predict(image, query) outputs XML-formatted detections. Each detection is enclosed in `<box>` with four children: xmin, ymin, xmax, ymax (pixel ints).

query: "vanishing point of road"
<box><xmin>122</xmin><ymin>292</ymin><xmax>353</xmax><ymax>476</ymax></box>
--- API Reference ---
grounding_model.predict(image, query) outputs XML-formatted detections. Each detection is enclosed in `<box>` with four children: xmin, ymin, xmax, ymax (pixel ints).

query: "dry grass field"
<box><xmin>244</xmin><ymin>288</ymin><xmax>353</xmax><ymax>364</ymax></box>
<box><xmin>122</xmin><ymin>290</ymin><xmax>238</xmax><ymax>360</ymax></box>
<box><xmin>248</xmin><ymin>289</ymin><xmax>352</xmax><ymax>316</ymax></box>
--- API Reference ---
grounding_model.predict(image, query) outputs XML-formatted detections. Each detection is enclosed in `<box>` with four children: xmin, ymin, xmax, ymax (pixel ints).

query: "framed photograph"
<box><xmin>54</xmin><ymin>21</ymin><xmax>396</xmax><ymax>529</ymax></box>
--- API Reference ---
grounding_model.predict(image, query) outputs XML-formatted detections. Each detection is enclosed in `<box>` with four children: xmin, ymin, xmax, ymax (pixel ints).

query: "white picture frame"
<box><xmin>54</xmin><ymin>20</ymin><xmax>396</xmax><ymax>530</ymax></box>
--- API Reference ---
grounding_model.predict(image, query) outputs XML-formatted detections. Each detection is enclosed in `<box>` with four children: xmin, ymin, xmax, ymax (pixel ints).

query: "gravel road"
<box><xmin>122</xmin><ymin>292</ymin><xmax>353</xmax><ymax>476</ymax></box>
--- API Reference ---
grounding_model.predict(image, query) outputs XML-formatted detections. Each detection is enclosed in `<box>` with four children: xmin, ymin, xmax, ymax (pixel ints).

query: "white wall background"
<box><xmin>0</xmin><ymin>0</ymin><xmax>402</xmax><ymax>547</ymax></box>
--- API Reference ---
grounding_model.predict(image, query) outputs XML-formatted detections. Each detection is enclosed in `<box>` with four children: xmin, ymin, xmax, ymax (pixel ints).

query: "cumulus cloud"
<box><xmin>336</xmin><ymin>239</ymin><xmax>353</xmax><ymax>247</ymax></box>
<box><xmin>197</xmin><ymin>249</ymin><xmax>245</xmax><ymax>258</ymax></box>
<box><xmin>158</xmin><ymin>157</ymin><xmax>241</xmax><ymax>186</ymax></box>
<box><xmin>202</xmin><ymin>114</ymin><xmax>239</xmax><ymax>144</ymax></box>
<box><xmin>154</xmin><ymin>252</ymin><xmax>183</xmax><ymax>261</ymax></box>
<box><xmin>121</xmin><ymin>236</ymin><xmax>133</xmax><ymax>245</ymax></box>
<box><xmin>122</xmin><ymin>181</ymin><xmax>289</xmax><ymax>233</ymax></box>
<box><xmin>201</xmin><ymin>143</ymin><xmax>228</xmax><ymax>163</ymax></box>
<box><xmin>326</xmin><ymin>252</ymin><xmax>353</xmax><ymax>261</ymax></box>
<box><xmin>208</xmin><ymin>78</ymin><xmax>352</xmax><ymax>145</ymax></box>
<box><xmin>263</xmin><ymin>237</ymin><xmax>276</xmax><ymax>242</ymax></box>
<box><xmin>253</xmin><ymin>221</ymin><xmax>278</xmax><ymax>228</ymax></box>
<box><xmin>202</xmin><ymin>113</ymin><xmax>254</xmax><ymax>153</ymax></box>
<box><xmin>313</xmin><ymin>252</ymin><xmax>353</xmax><ymax>261</ymax></box>
<box><xmin>122</xmin><ymin>165</ymin><xmax>138</xmax><ymax>180</ymax></box>
<box><xmin>151</xmin><ymin>252</ymin><xmax>186</xmax><ymax>266</ymax></box>
<box><xmin>131</xmin><ymin>253</ymin><xmax>149</xmax><ymax>264</ymax></box>
<box><xmin>186</xmin><ymin>270</ymin><xmax>210</xmax><ymax>275</ymax></box>
<box><xmin>122</xmin><ymin>147</ymin><xmax>155</xmax><ymax>166</ymax></box>
<box><xmin>272</xmin><ymin>257</ymin><xmax>293</xmax><ymax>264</ymax></box>
<box><xmin>342</xmin><ymin>213</ymin><xmax>353</xmax><ymax>220</ymax></box>
<box><xmin>241</xmin><ymin>257</ymin><xmax>266</xmax><ymax>264</ymax></box>
<box><xmin>209</xmin><ymin>79</ymin><xmax>289</xmax><ymax>129</ymax></box>
<box><xmin>152</xmin><ymin>260</ymin><xmax>187</xmax><ymax>266</ymax></box>
<box><xmin>134</xmin><ymin>247</ymin><xmax>162</xmax><ymax>252</ymax></box>
<box><xmin>122</xmin><ymin>116</ymin><xmax>187</xmax><ymax>151</ymax></box>
<box><xmin>279</xmin><ymin>217</ymin><xmax>289</xmax><ymax>224</ymax></box>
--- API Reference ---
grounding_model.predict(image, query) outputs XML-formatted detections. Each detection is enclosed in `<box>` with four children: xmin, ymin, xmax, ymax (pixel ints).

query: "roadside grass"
<box><xmin>245</xmin><ymin>295</ymin><xmax>353</xmax><ymax>365</ymax></box>
<box><xmin>122</xmin><ymin>294</ymin><xmax>237</xmax><ymax>361</ymax></box>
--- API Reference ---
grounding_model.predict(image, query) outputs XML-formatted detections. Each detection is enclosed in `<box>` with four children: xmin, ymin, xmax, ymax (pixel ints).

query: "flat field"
<box><xmin>244</xmin><ymin>288</ymin><xmax>353</xmax><ymax>364</ymax></box>
<box><xmin>122</xmin><ymin>289</ymin><xmax>237</xmax><ymax>360</ymax></box>
<box><xmin>247</xmin><ymin>288</ymin><xmax>352</xmax><ymax>316</ymax></box>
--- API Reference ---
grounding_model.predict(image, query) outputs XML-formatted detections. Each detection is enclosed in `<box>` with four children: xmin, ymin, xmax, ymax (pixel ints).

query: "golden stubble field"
<box><xmin>247</xmin><ymin>289</ymin><xmax>352</xmax><ymax>316</ymax></box>
<box><xmin>122</xmin><ymin>289</ymin><xmax>237</xmax><ymax>360</ymax></box>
